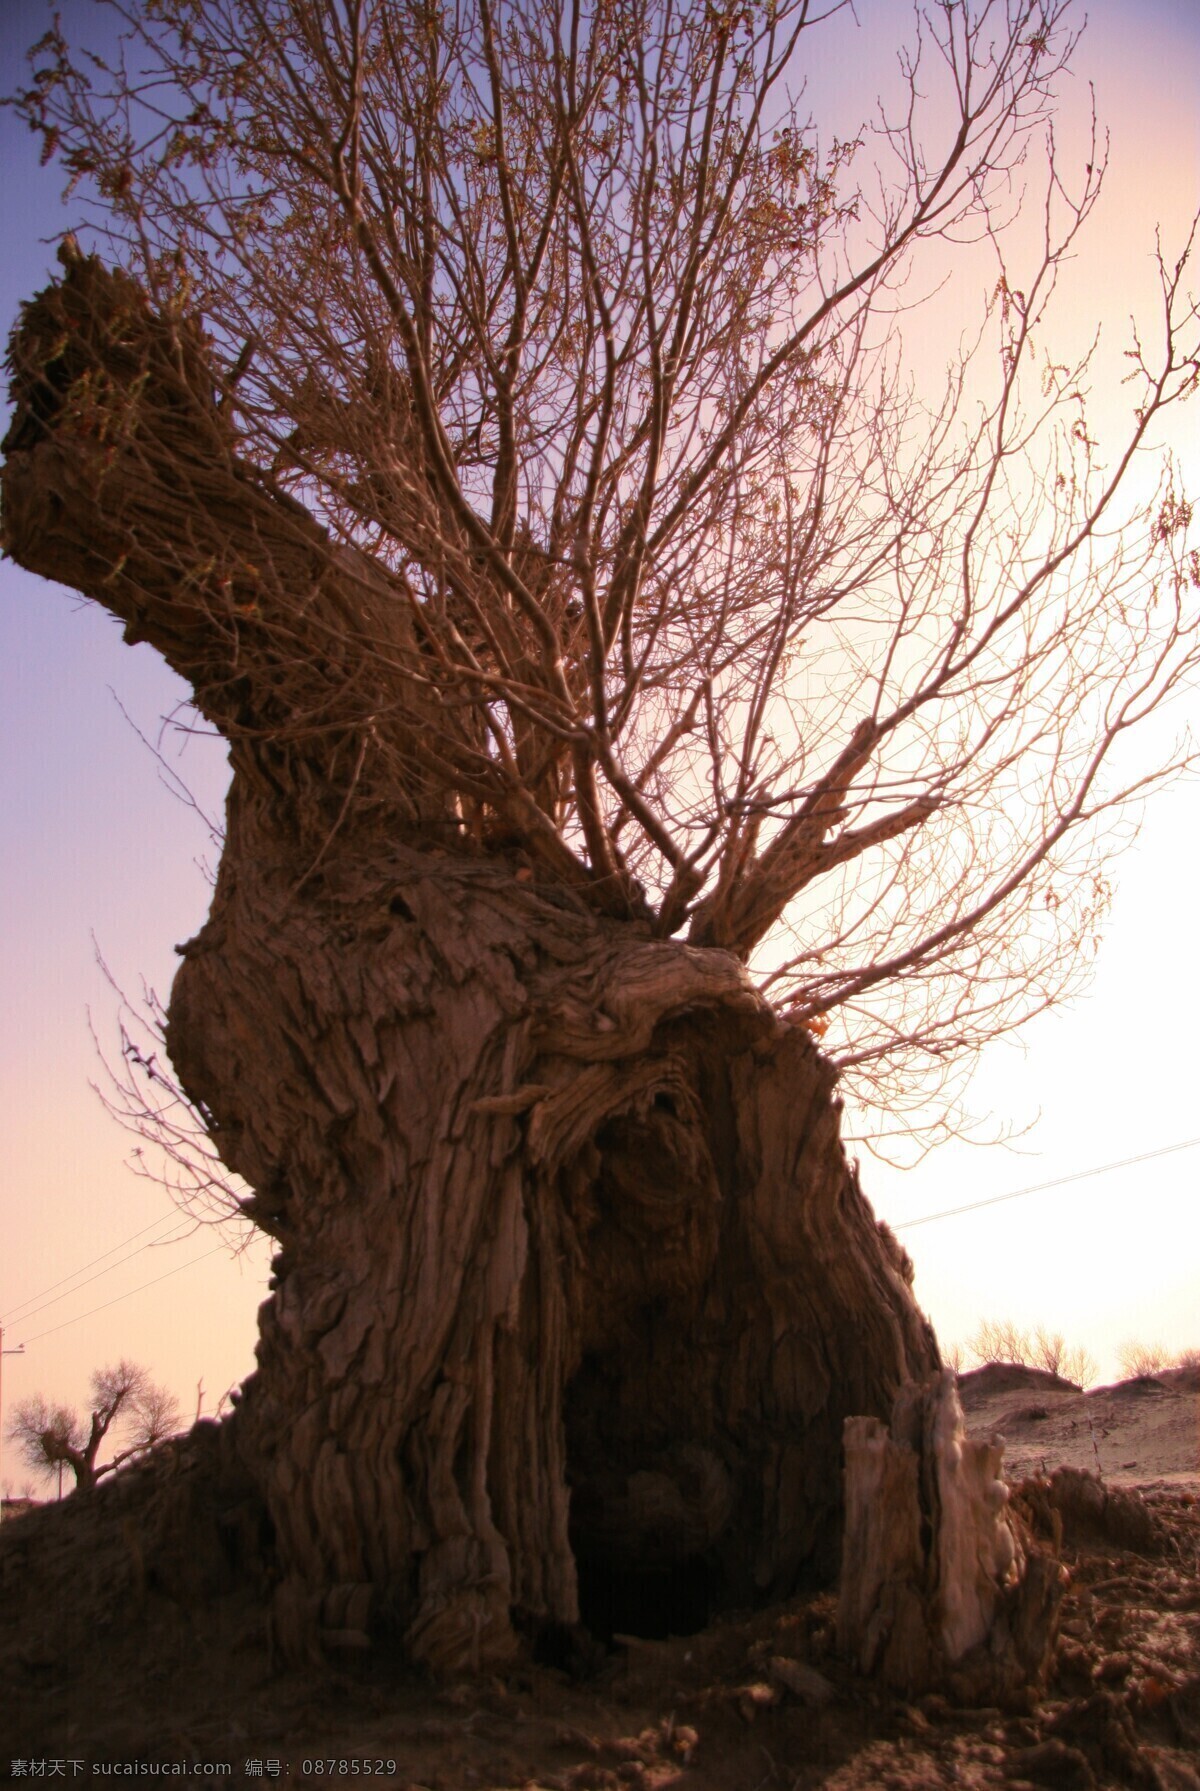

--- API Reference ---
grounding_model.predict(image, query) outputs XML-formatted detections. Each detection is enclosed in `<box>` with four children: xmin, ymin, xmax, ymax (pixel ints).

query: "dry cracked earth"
<box><xmin>1</xmin><ymin>1364</ymin><xmax>1197</xmax><ymax>1791</ymax></box>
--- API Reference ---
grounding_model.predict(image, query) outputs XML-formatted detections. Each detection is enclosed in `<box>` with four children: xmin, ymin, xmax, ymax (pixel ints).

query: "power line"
<box><xmin>8</xmin><ymin>1136</ymin><xmax>1199</xmax><ymax>1340</ymax></box>
<box><xmin>1</xmin><ymin>1221</ymin><xmax>197</xmax><ymax>1330</ymax></box>
<box><xmin>893</xmin><ymin>1135</ymin><xmax>1200</xmax><ymax>1231</ymax></box>
<box><xmin>0</xmin><ymin>1212</ymin><xmax>188</xmax><ymax>1325</ymax></box>
<box><xmin>15</xmin><ymin>1245</ymin><xmax>229</xmax><ymax>1345</ymax></box>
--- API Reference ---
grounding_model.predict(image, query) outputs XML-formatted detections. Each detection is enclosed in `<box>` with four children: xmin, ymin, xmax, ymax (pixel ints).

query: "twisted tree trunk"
<box><xmin>167</xmin><ymin>827</ymin><xmax>938</xmax><ymax>1671</ymax></box>
<box><xmin>2</xmin><ymin>249</ymin><xmax>941</xmax><ymax>1672</ymax></box>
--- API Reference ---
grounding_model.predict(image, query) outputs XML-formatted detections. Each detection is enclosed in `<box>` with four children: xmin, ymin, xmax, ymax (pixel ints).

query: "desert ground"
<box><xmin>1</xmin><ymin>1364</ymin><xmax>1197</xmax><ymax>1791</ymax></box>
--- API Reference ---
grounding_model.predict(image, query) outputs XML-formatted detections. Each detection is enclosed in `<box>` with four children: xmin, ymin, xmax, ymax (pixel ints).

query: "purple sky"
<box><xmin>1</xmin><ymin>0</ymin><xmax>1198</xmax><ymax>1489</ymax></box>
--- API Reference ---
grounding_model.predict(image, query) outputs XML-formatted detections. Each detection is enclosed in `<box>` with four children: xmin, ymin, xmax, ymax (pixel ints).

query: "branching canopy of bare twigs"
<box><xmin>10</xmin><ymin>0</ymin><xmax>1200</xmax><ymax>1134</ymax></box>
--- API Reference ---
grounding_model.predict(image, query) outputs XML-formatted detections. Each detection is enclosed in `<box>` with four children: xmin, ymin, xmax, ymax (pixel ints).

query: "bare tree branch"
<box><xmin>5</xmin><ymin>0</ymin><xmax>1199</xmax><ymax>1137</ymax></box>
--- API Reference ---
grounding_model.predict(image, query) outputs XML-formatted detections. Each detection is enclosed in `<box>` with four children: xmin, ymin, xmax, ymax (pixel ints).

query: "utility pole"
<box><xmin>0</xmin><ymin>1322</ymin><xmax>28</xmax><ymax>1519</ymax></box>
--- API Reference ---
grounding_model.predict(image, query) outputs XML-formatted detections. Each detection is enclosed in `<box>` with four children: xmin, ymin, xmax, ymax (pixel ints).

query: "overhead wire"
<box><xmin>0</xmin><ymin>1220</ymin><xmax>198</xmax><ymax>1329</ymax></box>
<box><xmin>893</xmin><ymin>1134</ymin><xmax>1200</xmax><ymax>1230</ymax></box>
<box><xmin>6</xmin><ymin>1136</ymin><xmax>1197</xmax><ymax>1344</ymax></box>
<box><xmin>15</xmin><ymin>1245</ymin><xmax>231</xmax><ymax>1345</ymax></box>
<box><xmin>0</xmin><ymin>1212</ymin><xmax>194</xmax><ymax>1326</ymax></box>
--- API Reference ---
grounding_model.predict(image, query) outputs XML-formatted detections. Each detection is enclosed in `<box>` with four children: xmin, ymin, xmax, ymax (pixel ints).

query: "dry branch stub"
<box><xmin>837</xmin><ymin>1370</ymin><xmax>1066</xmax><ymax>1699</ymax></box>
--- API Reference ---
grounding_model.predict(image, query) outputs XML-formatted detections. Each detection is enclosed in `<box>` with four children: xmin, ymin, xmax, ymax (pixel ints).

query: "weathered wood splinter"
<box><xmin>838</xmin><ymin>1371</ymin><xmax>1065</xmax><ymax>1697</ymax></box>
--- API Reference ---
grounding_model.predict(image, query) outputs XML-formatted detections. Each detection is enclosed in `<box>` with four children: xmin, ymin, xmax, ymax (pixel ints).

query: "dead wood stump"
<box><xmin>837</xmin><ymin>1369</ymin><xmax>1065</xmax><ymax>1698</ymax></box>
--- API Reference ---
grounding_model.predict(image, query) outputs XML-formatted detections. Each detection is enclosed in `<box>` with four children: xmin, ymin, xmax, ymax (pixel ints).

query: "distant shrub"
<box><xmin>1173</xmin><ymin>1347</ymin><xmax>1200</xmax><ymax>1373</ymax></box>
<box><xmin>1030</xmin><ymin>1327</ymin><xmax>1096</xmax><ymax>1388</ymax></box>
<box><xmin>968</xmin><ymin>1318</ymin><xmax>1031</xmax><ymax>1367</ymax></box>
<box><xmin>1117</xmin><ymin>1339</ymin><xmax>1171</xmax><ymax>1378</ymax></box>
<box><xmin>966</xmin><ymin>1318</ymin><xmax>1095</xmax><ymax>1386</ymax></box>
<box><xmin>1060</xmin><ymin>1346</ymin><xmax>1097</xmax><ymax>1388</ymax></box>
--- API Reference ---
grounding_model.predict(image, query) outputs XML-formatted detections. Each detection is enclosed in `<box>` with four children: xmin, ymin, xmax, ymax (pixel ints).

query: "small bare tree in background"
<box><xmin>7</xmin><ymin>1361</ymin><xmax>181</xmax><ymax>1495</ymax></box>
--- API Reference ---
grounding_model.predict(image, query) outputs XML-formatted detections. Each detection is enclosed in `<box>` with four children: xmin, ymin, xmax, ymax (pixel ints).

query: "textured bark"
<box><xmin>165</xmin><ymin>834</ymin><xmax>939</xmax><ymax>1671</ymax></box>
<box><xmin>837</xmin><ymin>1372</ymin><xmax>1065</xmax><ymax>1698</ymax></box>
<box><xmin>2</xmin><ymin>250</ymin><xmax>942</xmax><ymax>1673</ymax></box>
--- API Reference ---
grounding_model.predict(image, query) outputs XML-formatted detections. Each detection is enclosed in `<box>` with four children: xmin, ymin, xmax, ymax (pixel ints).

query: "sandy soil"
<box><xmin>957</xmin><ymin>1362</ymin><xmax>1200</xmax><ymax>1492</ymax></box>
<box><xmin>2</xmin><ymin>1368</ymin><xmax>1197</xmax><ymax>1791</ymax></box>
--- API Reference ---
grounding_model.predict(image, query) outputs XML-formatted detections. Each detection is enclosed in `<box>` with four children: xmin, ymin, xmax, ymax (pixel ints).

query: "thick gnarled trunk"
<box><xmin>2</xmin><ymin>249</ymin><xmax>941</xmax><ymax>1674</ymax></box>
<box><xmin>166</xmin><ymin>829</ymin><xmax>938</xmax><ymax>1672</ymax></box>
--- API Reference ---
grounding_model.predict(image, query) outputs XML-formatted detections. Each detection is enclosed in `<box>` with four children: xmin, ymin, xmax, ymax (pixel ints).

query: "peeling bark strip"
<box><xmin>2</xmin><ymin>250</ymin><xmax>940</xmax><ymax>1674</ymax></box>
<box><xmin>837</xmin><ymin>1372</ymin><xmax>1065</xmax><ymax>1697</ymax></box>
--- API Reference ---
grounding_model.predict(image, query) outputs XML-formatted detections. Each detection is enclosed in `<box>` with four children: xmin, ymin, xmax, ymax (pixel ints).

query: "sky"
<box><xmin>0</xmin><ymin>0</ymin><xmax>1198</xmax><ymax>1494</ymax></box>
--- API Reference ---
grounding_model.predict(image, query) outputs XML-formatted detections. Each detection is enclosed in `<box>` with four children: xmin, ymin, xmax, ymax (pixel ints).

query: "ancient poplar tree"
<box><xmin>3</xmin><ymin>0</ymin><xmax>1197</xmax><ymax>1669</ymax></box>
